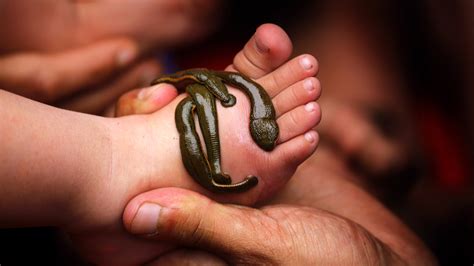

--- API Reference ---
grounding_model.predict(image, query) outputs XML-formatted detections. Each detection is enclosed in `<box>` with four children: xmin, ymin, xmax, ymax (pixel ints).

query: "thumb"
<box><xmin>123</xmin><ymin>188</ymin><xmax>272</xmax><ymax>259</ymax></box>
<box><xmin>0</xmin><ymin>38</ymin><xmax>138</xmax><ymax>102</ymax></box>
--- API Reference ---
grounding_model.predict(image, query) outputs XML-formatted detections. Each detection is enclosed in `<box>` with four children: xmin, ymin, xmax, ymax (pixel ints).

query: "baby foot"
<box><xmin>69</xmin><ymin>24</ymin><xmax>321</xmax><ymax>265</ymax></box>
<box><xmin>113</xmin><ymin>36</ymin><xmax>320</xmax><ymax>205</ymax></box>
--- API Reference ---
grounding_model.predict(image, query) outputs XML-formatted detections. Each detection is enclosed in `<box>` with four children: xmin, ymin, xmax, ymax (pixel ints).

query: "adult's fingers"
<box><xmin>0</xmin><ymin>38</ymin><xmax>138</xmax><ymax>102</ymax></box>
<box><xmin>268</xmin><ymin>146</ymin><xmax>437</xmax><ymax>265</ymax></box>
<box><xmin>123</xmin><ymin>187</ymin><xmax>408</xmax><ymax>265</ymax></box>
<box><xmin>57</xmin><ymin>59</ymin><xmax>161</xmax><ymax>114</ymax></box>
<box><xmin>320</xmin><ymin>100</ymin><xmax>403</xmax><ymax>175</ymax></box>
<box><xmin>123</xmin><ymin>188</ymin><xmax>285</xmax><ymax>264</ymax></box>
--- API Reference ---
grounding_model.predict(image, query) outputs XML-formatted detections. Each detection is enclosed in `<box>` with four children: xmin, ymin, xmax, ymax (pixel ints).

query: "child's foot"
<box><xmin>115</xmin><ymin>27</ymin><xmax>321</xmax><ymax>205</ymax></box>
<box><xmin>69</xmin><ymin>24</ymin><xmax>321</xmax><ymax>265</ymax></box>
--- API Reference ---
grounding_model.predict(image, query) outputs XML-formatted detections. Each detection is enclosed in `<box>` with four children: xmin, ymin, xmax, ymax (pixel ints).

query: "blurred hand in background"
<box><xmin>0</xmin><ymin>0</ymin><xmax>220</xmax><ymax>113</ymax></box>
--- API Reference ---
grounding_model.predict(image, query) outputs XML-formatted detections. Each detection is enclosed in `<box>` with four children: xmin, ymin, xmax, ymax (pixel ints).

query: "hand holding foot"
<box><xmin>114</xmin><ymin>24</ymin><xmax>321</xmax><ymax>203</ymax></box>
<box><xmin>67</xmin><ymin>24</ymin><xmax>321</xmax><ymax>265</ymax></box>
<box><xmin>122</xmin><ymin>188</ymin><xmax>411</xmax><ymax>265</ymax></box>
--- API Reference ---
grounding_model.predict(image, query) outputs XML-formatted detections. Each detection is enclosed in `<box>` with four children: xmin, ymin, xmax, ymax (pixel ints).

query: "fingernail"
<box><xmin>130</xmin><ymin>203</ymin><xmax>162</xmax><ymax>235</ymax></box>
<box><xmin>304</xmin><ymin>78</ymin><xmax>314</xmax><ymax>91</ymax></box>
<box><xmin>305</xmin><ymin>102</ymin><xmax>316</xmax><ymax>112</ymax></box>
<box><xmin>117</xmin><ymin>47</ymin><xmax>137</xmax><ymax>67</ymax></box>
<box><xmin>300</xmin><ymin>56</ymin><xmax>313</xmax><ymax>70</ymax></box>
<box><xmin>254</xmin><ymin>35</ymin><xmax>269</xmax><ymax>53</ymax></box>
<box><xmin>305</xmin><ymin>131</ymin><xmax>317</xmax><ymax>143</ymax></box>
<box><xmin>137</xmin><ymin>84</ymin><xmax>160</xmax><ymax>100</ymax></box>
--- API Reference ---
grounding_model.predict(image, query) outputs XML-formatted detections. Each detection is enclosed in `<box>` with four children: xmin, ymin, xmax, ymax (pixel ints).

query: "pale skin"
<box><xmin>0</xmin><ymin>24</ymin><xmax>321</xmax><ymax>265</ymax></box>
<box><xmin>119</xmin><ymin>24</ymin><xmax>437</xmax><ymax>265</ymax></box>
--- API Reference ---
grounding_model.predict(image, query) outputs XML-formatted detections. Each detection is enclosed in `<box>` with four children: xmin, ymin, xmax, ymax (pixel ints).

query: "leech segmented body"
<box><xmin>175</xmin><ymin>84</ymin><xmax>258</xmax><ymax>193</ymax></box>
<box><xmin>151</xmin><ymin>69</ymin><xmax>278</xmax><ymax>193</ymax></box>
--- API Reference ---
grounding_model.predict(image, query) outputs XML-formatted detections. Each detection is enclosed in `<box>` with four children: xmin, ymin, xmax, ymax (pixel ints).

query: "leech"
<box><xmin>152</xmin><ymin>69</ymin><xmax>278</xmax><ymax>193</ymax></box>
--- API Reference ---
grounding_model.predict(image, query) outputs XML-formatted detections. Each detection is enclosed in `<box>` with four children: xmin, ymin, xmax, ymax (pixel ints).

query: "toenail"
<box><xmin>254</xmin><ymin>35</ymin><xmax>269</xmax><ymax>53</ymax></box>
<box><xmin>305</xmin><ymin>131</ymin><xmax>317</xmax><ymax>143</ymax></box>
<box><xmin>138</xmin><ymin>84</ymin><xmax>162</xmax><ymax>100</ymax></box>
<box><xmin>300</xmin><ymin>57</ymin><xmax>313</xmax><ymax>70</ymax></box>
<box><xmin>130</xmin><ymin>202</ymin><xmax>162</xmax><ymax>235</ymax></box>
<box><xmin>304</xmin><ymin>78</ymin><xmax>314</xmax><ymax>91</ymax></box>
<box><xmin>305</xmin><ymin>102</ymin><xmax>316</xmax><ymax>112</ymax></box>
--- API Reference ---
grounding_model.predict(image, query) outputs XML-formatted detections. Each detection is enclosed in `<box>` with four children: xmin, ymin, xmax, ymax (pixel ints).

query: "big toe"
<box><xmin>228</xmin><ymin>23</ymin><xmax>293</xmax><ymax>78</ymax></box>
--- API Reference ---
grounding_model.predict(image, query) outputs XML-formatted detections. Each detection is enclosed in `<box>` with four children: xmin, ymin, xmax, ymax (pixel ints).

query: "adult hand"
<box><xmin>123</xmin><ymin>188</ymin><xmax>405</xmax><ymax>265</ymax></box>
<box><xmin>318</xmin><ymin>97</ymin><xmax>421</xmax><ymax>178</ymax></box>
<box><xmin>0</xmin><ymin>0</ymin><xmax>220</xmax><ymax>53</ymax></box>
<box><xmin>123</xmin><ymin>146</ymin><xmax>437</xmax><ymax>265</ymax></box>
<box><xmin>0</xmin><ymin>38</ymin><xmax>161</xmax><ymax>113</ymax></box>
<box><xmin>0</xmin><ymin>0</ymin><xmax>218</xmax><ymax>113</ymax></box>
<box><xmin>288</xmin><ymin>1</ymin><xmax>423</xmax><ymax>190</ymax></box>
<box><xmin>316</xmin><ymin>98</ymin><xmax>424</xmax><ymax>201</ymax></box>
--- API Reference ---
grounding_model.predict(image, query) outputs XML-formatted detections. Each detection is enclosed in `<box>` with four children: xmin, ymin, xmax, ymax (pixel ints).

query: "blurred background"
<box><xmin>1</xmin><ymin>0</ymin><xmax>472</xmax><ymax>264</ymax></box>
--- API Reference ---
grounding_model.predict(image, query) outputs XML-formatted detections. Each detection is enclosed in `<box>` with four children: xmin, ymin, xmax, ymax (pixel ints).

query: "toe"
<box><xmin>229</xmin><ymin>23</ymin><xmax>293</xmax><ymax>79</ymax></box>
<box><xmin>275</xmin><ymin>130</ymin><xmax>319</xmax><ymax>171</ymax></box>
<box><xmin>273</xmin><ymin>77</ymin><xmax>321</xmax><ymax>117</ymax></box>
<box><xmin>276</xmin><ymin>102</ymin><xmax>321</xmax><ymax>143</ymax></box>
<box><xmin>115</xmin><ymin>83</ymin><xmax>178</xmax><ymax>116</ymax></box>
<box><xmin>258</xmin><ymin>54</ymin><xmax>318</xmax><ymax>97</ymax></box>
<box><xmin>258</xmin><ymin>130</ymin><xmax>319</xmax><ymax>200</ymax></box>
<box><xmin>275</xmin><ymin>131</ymin><xmax>319</xmax><ymax>166</ymax></box>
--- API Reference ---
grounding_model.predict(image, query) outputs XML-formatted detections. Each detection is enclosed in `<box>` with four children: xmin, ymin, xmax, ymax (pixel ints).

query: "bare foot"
<box><xmin>114</xmin><ymin>51</ymin><xmax>320</xmax><ymax>206</ymax></box>
<box><xmin>70</xmin><ymin>24</ymin><xmax>321</xmax><ymax>265</ymax></box>
<box><xmin>114</xmin><ymin>24</ymin><xmax>321</xmax><ymax>203</ymax></box>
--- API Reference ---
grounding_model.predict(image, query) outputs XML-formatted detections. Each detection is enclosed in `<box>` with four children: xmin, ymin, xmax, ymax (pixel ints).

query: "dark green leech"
<box><xmin>175</xmin><ymin>84</ymin><xmax>258</xmax><ymax>193</ymax></box>
<box><xmin>152</xmin><ymin>69</ymin><xmax>236</xmax><ymax>107</ymax></box>
<box><xmin>214</xmin><ymin>71</ymin><xmax>279</xmax><ymax>151</ymax></box>
<box><xmin>187</xmin><ymin>84</ymin><xmax>231</xmax><ymax>185</ymax></box>
<box><xmin>152</xmin><ymin>69</ymin><xmax>278</xmax><ymax>151</ymax></box>
<box><xmin>153</xmin><ymin>69</ymin><xmax>277</xmax><ymax>193</ymax></box>
<box><xmin>153</xmin><ymin>69</ymin><xmax>234</xmax><ymax>185</ymax></box>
